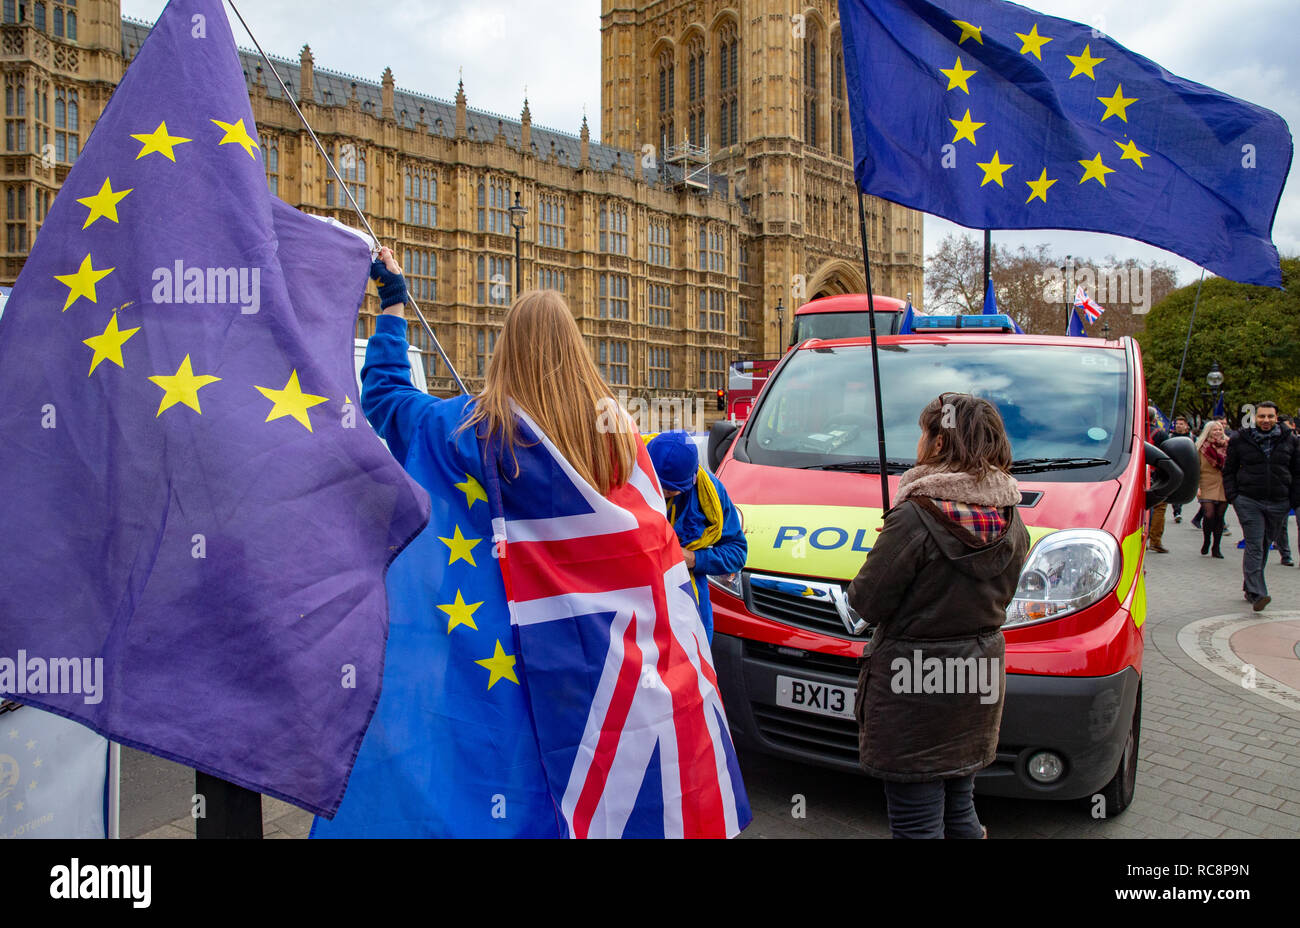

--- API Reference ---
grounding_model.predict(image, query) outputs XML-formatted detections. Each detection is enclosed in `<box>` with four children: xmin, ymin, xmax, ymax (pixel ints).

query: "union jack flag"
<box><xmin>480</xmin><ymin>409</ymin><xmax>751</xmax><ymax>838</ymax></box>
<box><xmin>1074</xmin><ymin>284</ymin><xmax>1106</xmax><ymax>322</ymax></box>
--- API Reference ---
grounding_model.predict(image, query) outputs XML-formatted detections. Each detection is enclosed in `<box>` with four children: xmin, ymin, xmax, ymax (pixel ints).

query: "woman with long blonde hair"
<box><xmin>315</xmin><ymin>247</ymin><xmax>748</xmax><ymax>839</ymax></box>
<box><xmin>1196</xmin><ymin>419</ymin><xmax>1229</xmax><ymax>557</ymax></box>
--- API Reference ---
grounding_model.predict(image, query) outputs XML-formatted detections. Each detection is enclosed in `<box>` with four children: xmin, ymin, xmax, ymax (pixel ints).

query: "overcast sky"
<box><xmin>122</xmin><ymin>0</ymin><xmax>1298</xmax><ymax>288</ymax></box>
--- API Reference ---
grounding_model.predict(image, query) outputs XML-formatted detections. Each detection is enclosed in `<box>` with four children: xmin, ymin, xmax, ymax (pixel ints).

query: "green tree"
<box><xmin>1137</xmin><ymin>258</ymin><xmax>1300</xmax><ymax>424</ymax></box>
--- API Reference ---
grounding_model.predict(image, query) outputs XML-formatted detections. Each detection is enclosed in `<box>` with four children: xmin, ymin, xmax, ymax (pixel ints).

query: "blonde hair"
<box><xmin>1196</xmin><ymin>419</ymin><xmax>1224</xmax><ymax>452</ymax></box>
<box><xmin>458</xmin><ymin>289</ymin><xmax>639</xmax><ymax>496</ymax></box>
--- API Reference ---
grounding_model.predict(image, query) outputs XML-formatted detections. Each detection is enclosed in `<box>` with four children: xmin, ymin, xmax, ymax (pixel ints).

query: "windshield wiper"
<box><xmin>1010</xmin><ymin>457</ymin><xmax>1112</xmax><ymax>474</ymax></box>
<box><xmin>799</xmin><ymin>459</ymin><xmax>914</xmax><ymax>473</ymax></box>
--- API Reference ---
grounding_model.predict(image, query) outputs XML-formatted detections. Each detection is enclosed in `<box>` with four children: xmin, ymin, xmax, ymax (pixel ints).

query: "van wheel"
<box><xmin>1099</xmin><ymin>683</ymin><xmax>1141</xmax><ymax>817</ymax></box>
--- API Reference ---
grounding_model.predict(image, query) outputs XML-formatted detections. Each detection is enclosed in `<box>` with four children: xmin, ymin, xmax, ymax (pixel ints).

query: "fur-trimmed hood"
<box><xmin>894</xmin><ymin>464</ymin><xmax>1021</xmax><ymax>508</ymax></box>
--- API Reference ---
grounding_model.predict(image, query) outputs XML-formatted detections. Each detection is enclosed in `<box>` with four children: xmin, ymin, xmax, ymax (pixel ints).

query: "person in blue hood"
<box><xmin>646</xmin><ymin>432</ymin><xmax>747</xmax><ymax>642</ymax></box>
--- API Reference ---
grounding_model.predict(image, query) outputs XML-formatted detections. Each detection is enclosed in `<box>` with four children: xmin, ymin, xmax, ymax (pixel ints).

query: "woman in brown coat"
<box><xmin>847</xmin><ymin>394</ymin><xmax>1030</xmax><ymax>839</ymax></box>
<box><xmin>1196</xmin><ymin>420</ymin><xmax>1229</xmax><ymax>558</ymax></box>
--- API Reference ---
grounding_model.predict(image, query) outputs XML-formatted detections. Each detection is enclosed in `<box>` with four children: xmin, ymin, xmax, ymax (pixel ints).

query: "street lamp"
<box><xmin>775</xmin><ymin>297</ymin><xmax>785</xmax><ymax>352</ymax></box>
<box><xmin>508</xmin><ymin>191</ymin><xmax>528</xmax><ymax>296</ymax></box>
<box><xmin>1060</xmin><ymin>254</ymin><xmax>1072</xmax><ymax>330</ymax></box>
<box><xmin>1207</xmin><ymin>361</ymin><xmax>1225</xmax><ymax>418</ymax></box>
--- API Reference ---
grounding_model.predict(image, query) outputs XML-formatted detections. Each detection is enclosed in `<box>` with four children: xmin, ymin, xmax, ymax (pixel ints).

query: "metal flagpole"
<box><xmin>856</xmin><ymin>193</ymin><xmax>891</xmax><ymax>510</ymax></box>
<box><xmin>983</xmin><ymin>229</ymin><xmax>992</xmax><ymax>291</ymax></box>
<box><xmin>1169</xmin><ymin>268</ymin><xmax>1207</xmax><ymax>418</ymax></box>
<box><xmin>225</xmin><ymin>0</ymin><xmax>469</xmax><ymax>396</ymax></box>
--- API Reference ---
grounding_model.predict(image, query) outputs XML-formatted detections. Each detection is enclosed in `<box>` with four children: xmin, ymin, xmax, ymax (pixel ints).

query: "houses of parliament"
<box><xmin>1</xmin><ymin>0</ymin><xmax>924</xmax><ymax>399</ymax></box>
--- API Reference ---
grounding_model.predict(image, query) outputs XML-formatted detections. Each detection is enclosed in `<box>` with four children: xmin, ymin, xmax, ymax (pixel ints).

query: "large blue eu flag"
<box><xmin>0</xmin><ymin>0</ymin><xmax>428</xmax><ymax>817</ymax></box>
<box><xmin>838</xmin><ymin>0</ymin><xmax>1293</xmax><ymax>286</ymax></box>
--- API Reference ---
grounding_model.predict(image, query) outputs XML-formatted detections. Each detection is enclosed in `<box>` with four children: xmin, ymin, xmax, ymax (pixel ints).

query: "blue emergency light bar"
<box><xmin>911</xmin><ymin>314</ymin><xmax>1017</xmax><ymax>333</ymax></box>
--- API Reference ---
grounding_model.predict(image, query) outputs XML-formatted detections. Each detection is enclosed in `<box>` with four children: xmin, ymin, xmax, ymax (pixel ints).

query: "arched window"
<box><xmin>717</xmin><ymin>26</ymin><xmax>739</xmax><ymax>147</ymax></box>
<box><xmin>658</xmin><ymin>48</ymin><xmax>675</xmax><ymax>152</ymax></box>
<box><xmin>831</xmin><ymin>42</ymin><xmax>847</xmax><ymax>158</ymax></box>
<box><xmin>685</xmin><ymin>36</ymin><xmax>705</xmax><ymax>147</ymax></box>
<box><xmin>803</xmin><ymin>22</ymin><xmax>822</xmax><ymax>149</ymax></box>
<box><xmin>265</xmin><ymin>137</ymin><xmax>279</xmax><ymax>195</ymax></box>
<box><xmin>404</xmin><ymin>165</ymin><xmax>437</xmax><ymax>228</ymax></box>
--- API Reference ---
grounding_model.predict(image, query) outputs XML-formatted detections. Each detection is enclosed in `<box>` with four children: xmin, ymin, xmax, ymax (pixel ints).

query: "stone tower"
<box><xmin>600</xmin><ymin>0</ymin><xmax>924</xmax><ymax>353</ymax></box>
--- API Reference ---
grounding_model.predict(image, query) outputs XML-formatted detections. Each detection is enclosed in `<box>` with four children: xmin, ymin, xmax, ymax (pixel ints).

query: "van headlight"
<box><xmin>708</xmin><ymin>572</ymin><xmax>744</xmax><ymax>599</ymax></box>
<box><xmin>1006</xmin><ymin>529</ymin><xmax>1120</xmax><ymax>628</ymax></box>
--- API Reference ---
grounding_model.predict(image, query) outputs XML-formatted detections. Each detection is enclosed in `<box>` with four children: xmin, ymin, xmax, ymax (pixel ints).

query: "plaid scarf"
<box><xmin>935</xmin><ymin>500</ymin><xmax>1006</xmax><ymax>543</ymax></box>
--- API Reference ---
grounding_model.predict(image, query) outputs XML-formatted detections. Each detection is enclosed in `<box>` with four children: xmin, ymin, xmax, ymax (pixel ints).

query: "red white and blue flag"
<box><xmin>481</xmin><ymin>408</ymin><xmax>750</xmax><ymax>839</ymax></box>
<box><xmin>1074</xmin><ymin>284</ymin><xmax>1106</xmax><ymax>322</ymax></box>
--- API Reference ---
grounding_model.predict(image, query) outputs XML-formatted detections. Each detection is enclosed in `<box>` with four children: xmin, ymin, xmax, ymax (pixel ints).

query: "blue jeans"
<box><xmin>881</xmin><ymin>774</ymin><xmax>983</xmax><ymax>838</ymax></box>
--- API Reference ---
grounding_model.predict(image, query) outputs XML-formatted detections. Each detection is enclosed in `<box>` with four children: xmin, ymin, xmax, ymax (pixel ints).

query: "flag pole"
<box><xmin>224</xmin><ymin>0</ymin><xmax>468</xmax><ymax>396</ymax></box>
<box><xmin>983</xmin><ymin>229</ymin><xmax>992</xmax><ymax>290</ymax></box>
<box><xmin>1169</xmin><ymin>268</ymin><xmax>1206</xmax><ymax>419</ymax></box>
<box><xmin>856</xmin><ymin>193</ymin><xmax>891</xmax><ymax>510</ymax></box>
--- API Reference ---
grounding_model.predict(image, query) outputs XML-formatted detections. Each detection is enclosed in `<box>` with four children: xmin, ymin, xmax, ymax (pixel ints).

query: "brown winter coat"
<box><xmin>847</xmin><ymin>467</ymin><xmax>1031</xmax><ymax>782</ymax></box>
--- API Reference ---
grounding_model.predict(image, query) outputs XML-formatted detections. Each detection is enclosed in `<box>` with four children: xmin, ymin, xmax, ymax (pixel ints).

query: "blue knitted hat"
<box><xmin>647</xmin><ymin>432</ymin><xmax>698</xmax><ymax>493</ymax></box>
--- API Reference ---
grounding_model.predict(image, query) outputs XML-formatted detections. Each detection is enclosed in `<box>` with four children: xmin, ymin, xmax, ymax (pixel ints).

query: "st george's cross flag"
<box><xmin>838</xmin><ymin>0</ymin><xmax>1293</xmax><ymax>287</ymax></box>
<box><xmin>0</xmin><ymin>0</ymin><xmax>429</xmax><ymax>817</ymax></box>
<box><xmin>482</xmin><ymin>410</ymin><xmax>751</xmax><ymax>839</ymax></box>
<box><xmin>1074</xmin><ymin>284</ymin><xmax>1105</xmax><ymax>321</ymax></box>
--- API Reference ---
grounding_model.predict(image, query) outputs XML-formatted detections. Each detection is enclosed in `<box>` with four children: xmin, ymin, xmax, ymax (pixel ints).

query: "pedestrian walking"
<box><xmin>1195</xmin><ymin>420</ymin><xmax>1229</xmax><ymax>558</ymax></box>
<box><xmin>847</xmin><ymin>393</ymin><xmax>1030</xmax><ymax>839</ymax></box>
<box><xmin>1276</xmin><ymin>416</ymin><xmax>1298</xmax><ymax>566</ymax></box>
<box><xmin>1147</xmin><ymin>407</ymin><xmax>1172</xmax><ymax>553</ymax></box>
<box><xmin>1172</xmin><ymin>416</ymin><xmax>1192</xmax><ymax>522</ymax></box>
<box><xmin>1222</xmin><ymin>401</ymin><xmax>1300</xmax><ymax>610</ymax></box>
<box><xmin>646</xmin><ymin>431</ymin><xmax>747</xmax><ymax>643</ymax></box>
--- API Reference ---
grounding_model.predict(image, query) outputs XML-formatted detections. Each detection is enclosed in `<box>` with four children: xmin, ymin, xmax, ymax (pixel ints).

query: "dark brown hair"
<box><xmin>916</xmin><ymin>392</ymin><xmax>1013</xmax><ymax>475</ymax></box>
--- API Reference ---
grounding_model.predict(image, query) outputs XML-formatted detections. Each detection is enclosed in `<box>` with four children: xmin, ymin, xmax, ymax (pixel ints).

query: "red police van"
<box><xmin>706</xmin><ymin>313</ymin><xmax>1195</xmax><ymax>815</ymax></box>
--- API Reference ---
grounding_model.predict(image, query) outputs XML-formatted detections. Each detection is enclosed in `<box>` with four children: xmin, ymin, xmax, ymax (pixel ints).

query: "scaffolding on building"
<box><xmin>664</xmin><ymin>136</ymin><xmax>711</xmax><ymax>192</ymax></box>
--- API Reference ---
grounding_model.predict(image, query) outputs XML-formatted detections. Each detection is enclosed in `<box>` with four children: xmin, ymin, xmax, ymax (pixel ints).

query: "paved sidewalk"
<box><xmin>133</xmin><ymin>506</ymin><xmax>1300</xmax><ymax>839</ymax></box>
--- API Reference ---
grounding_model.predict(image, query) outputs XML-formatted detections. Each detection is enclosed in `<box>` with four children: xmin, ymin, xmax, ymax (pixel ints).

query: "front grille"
<box><xmin>746</xmin><ymin>574</ymin><xmax>866</xmax><ymax>639</ymax></box>
<box><xmin>752</xmin><ymin>704</ymin><xmax>860</xmax><ymax>762</ymax></box>
<box><xmin>745</xmin><ymin>640</ymin><xmax>861</xmax><ymax>678</ymax></box>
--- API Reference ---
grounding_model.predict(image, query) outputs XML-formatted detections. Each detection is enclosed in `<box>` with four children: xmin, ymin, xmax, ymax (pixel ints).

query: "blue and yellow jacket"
<box><xmin>666</xmin><ymin>469</ymin><xmax>747</xmax><ymax>642</ymax></box>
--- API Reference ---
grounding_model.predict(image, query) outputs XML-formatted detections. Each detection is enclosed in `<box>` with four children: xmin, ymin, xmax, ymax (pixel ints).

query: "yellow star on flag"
<box><xmin>439</xmin><ymin>525</ymin><xmax>481</xmax><ymax>567</ymax></box>
<box><xmin>1016</xmin><ymin>24</ymin><xmax>1053</xmax><ymax>60</ymax></box>
<box><xmin>949</xmin><ymin>109</ymin><xmax>985</xmax><ymax>146</ymax></box>
<box><xmin>976</xmin><ymin>150</ymin><xmax>1014</xmax><ymax>188</ymax></box>
<box><xmin>1114</xmin><ymin>138</ymin><xmax>1150</xmax><ymax>169</ymax></box>
<box><xmin>1078</xmin><ymin>152</ymin><xmax>1116</xmax><ymax>186</ymax></box>
<box><xmin>940</xmin><ymin>57</ymin><xmax>977</xmax><ymax>94</ymax></box>
<box><xmin>131</xmin><ymin>121</ymin><xmax>192</xmax><ymax>161</ymax></box>
<box><xmin>83</xmin><ymin>313</ymin><xmax>140</xmax><ymax>375</ymax></box>
<box><xmin>454</xmin><ymin>474</ymin><xmax>488</xmax><ymax>509</ymax></box>
<box><xmin>54</xmin><ymin>254</ymin><xmax>115</xmax><ymax>312</ymax></box>
<box><xmin>475</xmin><ymin>639</ymin><xmax>519</xmax><ymax>690</ymax></box>
<box><xmin>148</xmin><ymin>354</ymin><xmax>221</xmax><ymax>416</ymax></box>
<box><xmin>254</xmin><ymin>370</ymin><xmax>329</xmax><ymax>432</ymax></box>
<box><xmin>1067</xmin><ymin>44</ymin><xmax>1106</xmax><ymax>80</ymax></box>
<box><xmin>438</xmin><ymin>590</ymin><xmax>484</xmax><ymax>633</ymax></box>
<box><xmin>1025</xmin><ymin>168</ymin><xmax>1058</xmax><ymax>204</ymax></box>
<box><xmin>211</xmin><ymin>118</ymin><xmax>260</xmax><ymax>159</ymax></box>
<box><xmin>952</xmin><ymin>19</ymin><xmax>983</xmax><ymax>45</ymax></box>
<box><xmin>1097</xmin><ymin>83</ymin><xmax>1138</xmax><ymax>122</ymax></box>
<box><xmin>75</xmin><ymin>178</ymin><xmax>134</xmax><ymax>229</ymax></box>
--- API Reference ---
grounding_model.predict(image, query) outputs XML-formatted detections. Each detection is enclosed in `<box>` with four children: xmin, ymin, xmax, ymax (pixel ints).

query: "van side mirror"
<box><xmin>708</xmin><ymin>420</ymin><xmax>741</xmax><ymax>471</ymax></box>
<box><xmin>1144</xmin><ymin>440</ymin><xmax>1183</xmax><ymax>509</ymax></box>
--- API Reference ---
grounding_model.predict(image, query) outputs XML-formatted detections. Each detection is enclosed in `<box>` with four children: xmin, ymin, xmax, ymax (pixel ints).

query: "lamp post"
<box><xmin>508</xmin><ymin>191</ymin><xmax>528</xmax><ymax>296</ymax></box>
<box><xmin>1207</xmin><ymin>361</ymin><xmax>1224</xmax><ymax>419</ymax></box>
<box><xmin>775</xmin><ymin>297</ymin><xmax>785</xmax><ymax>353</ymax></box>
<box><xmin>1060</xmin><ymin>254</ymin><xmax>1072</xmax><ymax>330</ymax></box>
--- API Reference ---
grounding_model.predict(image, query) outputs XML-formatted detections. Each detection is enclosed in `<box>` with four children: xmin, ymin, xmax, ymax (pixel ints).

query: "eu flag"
<box><xmin>0</xmin><ymin>0</ymin><xmax>428</xmax><ymax>817</ymax></box>
<box><xmin>839</xmin><ymin>0</ymin><xmax>1294</xmax><ymax>286</ymax></box>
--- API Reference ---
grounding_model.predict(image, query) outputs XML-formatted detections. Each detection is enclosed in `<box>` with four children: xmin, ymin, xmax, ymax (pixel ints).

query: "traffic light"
<box><xmin>715</xmin><ymin>389</ymin><xmax>726</xmax><ymax>411</ymax></box>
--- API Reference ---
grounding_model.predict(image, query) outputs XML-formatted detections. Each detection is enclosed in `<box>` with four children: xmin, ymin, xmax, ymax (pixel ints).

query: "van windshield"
<box><xmin>790</xmin><ymin>311</ymin><xmax>902</xmax><ymax>345</ymax></box>
<box><xmin>745</xmin><ymin>343</ymin><xmax>1130</xmax><ymax>475</ymax></box>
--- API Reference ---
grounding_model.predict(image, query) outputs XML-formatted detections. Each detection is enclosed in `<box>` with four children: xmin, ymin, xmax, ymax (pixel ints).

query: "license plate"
<box><xmin>775</xmin><ymin>675</ymin><xmax>856</xmax><ymax>720</ymax></box>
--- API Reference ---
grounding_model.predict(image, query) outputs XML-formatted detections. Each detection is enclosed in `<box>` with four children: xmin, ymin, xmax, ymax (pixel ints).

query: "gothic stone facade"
<box><xmin>2</xmin><ymin>0</ymin><xmax>924</xmax><ymax>403</ymax></box>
